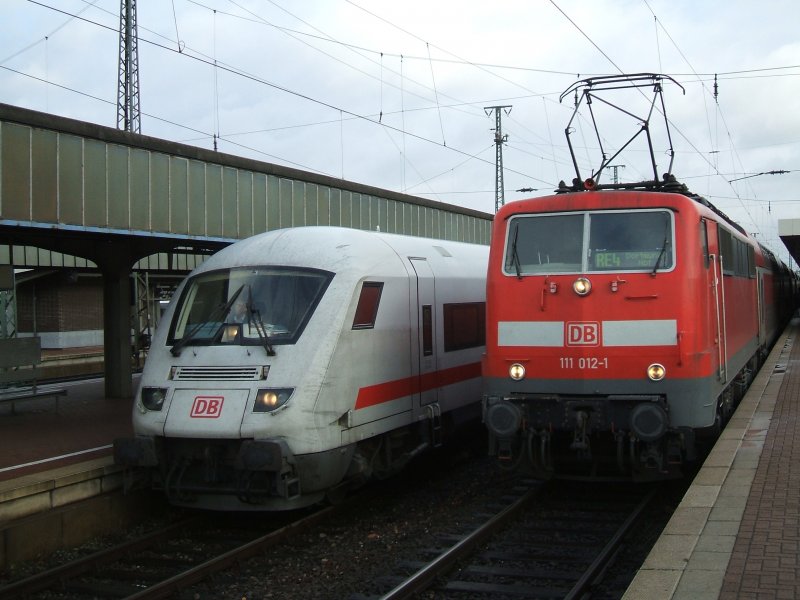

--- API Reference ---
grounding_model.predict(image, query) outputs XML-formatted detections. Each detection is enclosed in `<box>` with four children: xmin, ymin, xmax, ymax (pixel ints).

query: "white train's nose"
<box><xmin>164</xmin><ymin>388</ymin><xmax>250</xmax><ymax>436</ymax></box>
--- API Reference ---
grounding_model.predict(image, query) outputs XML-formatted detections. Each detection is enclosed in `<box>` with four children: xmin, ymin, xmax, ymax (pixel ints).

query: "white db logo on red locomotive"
<box><xmin>191</xmin><ymin>396</ymin><xmax>224</xmax><ymax>418</ymax></box>
<box><xmin>566</xmin><ymin>322</ymin><xmax>601</xmax><ymax>346</ymax></box>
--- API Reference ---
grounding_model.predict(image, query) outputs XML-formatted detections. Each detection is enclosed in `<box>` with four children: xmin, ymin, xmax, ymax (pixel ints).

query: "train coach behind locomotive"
<box><xmin>115</xmin><ymin>226</ymin><xmax>489</xmax><ymax>510</ymax></box>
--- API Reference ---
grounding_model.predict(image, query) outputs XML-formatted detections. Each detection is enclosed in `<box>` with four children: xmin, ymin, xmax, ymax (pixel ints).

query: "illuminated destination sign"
<box><xmin>593</xmin><ymin>250</ymin><xmax>662</xmax><ymax>270</ymax></box>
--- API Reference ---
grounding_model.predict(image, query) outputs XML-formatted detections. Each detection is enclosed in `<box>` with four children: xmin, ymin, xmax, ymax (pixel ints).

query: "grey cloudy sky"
<box><xmin>2</xmin><ymin>0</ymin><xmax>798</xmax><ymax>263</ymax></box>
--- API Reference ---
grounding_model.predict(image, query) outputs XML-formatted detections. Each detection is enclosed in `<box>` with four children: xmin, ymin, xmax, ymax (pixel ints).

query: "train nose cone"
<box><xmin>629</xmin><ymin>402</ymin><xmax>668</xmax><ymax>442</ymax></box>
<box><xmin>486</xmin><ymin>401</ymin><xmax>522</xmax><ymax>437</ymax></box>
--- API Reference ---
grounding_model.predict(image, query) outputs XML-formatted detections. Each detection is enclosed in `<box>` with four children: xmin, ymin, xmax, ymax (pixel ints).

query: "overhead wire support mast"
<box><xmin>117</xmin><ymin>0</ymin><xmax>141</xmax><ymax>133</ymax></box>
<box><xmin>606</xmin><ymin>164</ymin><xmax>626</xmax><ymax>184</ymax></box>
<box><xmin>485</xmin><ymin>105</ymin><xmax>512</xmax><ymax>213</ymax></box>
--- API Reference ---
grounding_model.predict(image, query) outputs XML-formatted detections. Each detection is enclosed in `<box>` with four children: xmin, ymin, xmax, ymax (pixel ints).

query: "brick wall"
<box><xmin>16</xmin><ymin>275</ymin><xmax>103</xmax><ymax>333</ymax></box>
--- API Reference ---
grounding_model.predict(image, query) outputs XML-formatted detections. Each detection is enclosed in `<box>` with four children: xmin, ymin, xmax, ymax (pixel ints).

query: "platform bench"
<box><xmin>0</xmin><ymin>337</ymin><xmax>67</xmax><ymax>414</ymax></box>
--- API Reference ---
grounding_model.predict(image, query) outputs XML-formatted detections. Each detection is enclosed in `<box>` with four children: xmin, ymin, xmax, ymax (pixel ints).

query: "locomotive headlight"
<box><xmin>647</xmin><ymin>363</ymin><xmax>666</xmax><ymax>381</ymax></box>
<box><xmin>573</xmin><ymin>277</ymin><xmax>592</xmax><ymax>296</ymax></box>
<box><xmin>141</xmin><ymin>387</ymin><xmax>168</xmax><ymax>411</ymax></box>
<box><xmin>509</xmin><ymin>363</ymin><xmax>526</xmax><ymax>381</ymax></box>
<box><xmin>254</xmin><ymin>388</ymin><xmax>294</xmax><ymax>412</ymax></box>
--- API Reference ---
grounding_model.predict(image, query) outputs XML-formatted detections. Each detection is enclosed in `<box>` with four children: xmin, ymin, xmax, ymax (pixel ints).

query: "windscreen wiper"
<box><xmin>651</xmin><ymin>221</ymin><xmax>670</xmax><ymax>275</ymax></box>
<box><xmin>510</xmin><ymin>224</ymin><xmax>523</xmax><ymax>280</ymax></box>
<box><xmin>170</xmin><ymin>285</ymin><xmax>245</xmax><ymax>356</ymax></box>
<box><xmin>245</xmin><ymin>287</ymin><xmax>276</xmax><ymax>357</ymax></box>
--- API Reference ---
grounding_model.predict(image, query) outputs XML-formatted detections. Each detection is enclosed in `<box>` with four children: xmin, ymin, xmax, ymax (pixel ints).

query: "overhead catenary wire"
<box><xmin>22</xmin><ymin>0</ymin><xmax>546</xmax><ymax>186</ymax></box>
<box><xmin>427</xmin><ymin>42</ymin><xmax>446</xmax><ymax>147</ymax></box>
<box><xmin>10</xmin><ymin>0</ymin><xmax>799</xmax><ymax>228</ymax></box>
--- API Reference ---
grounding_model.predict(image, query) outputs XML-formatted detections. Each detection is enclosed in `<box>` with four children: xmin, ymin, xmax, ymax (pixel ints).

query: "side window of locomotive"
<box><xmin>352</xmin><ymin>282</ymin><xmax>384</xmax><ymax>329</ymax></box>
<box><xmin>443</xmin><ymin>302</ymin><xmax>486</xmax><ymax>352</ymax></box>
<box><xmin>589</xmin><ymin>210</ymin><xmax>673</xmax><ymax>272</ymax></box>
<box><xmin>717</xmin><ymin>225</ymin><xmax>753</xmax><ymax>278</ymax></box>
<box><xmin>505</xmin><ymin>214</ymin><xmax>584</xmax><ymax>274</ymax></box>
<box><xmin>717</xmin><ymin>226</ymin><xmax>735</xmax><ymax>276</ymax></box>
<box><xmin>701</xmin><ymin>219</ymin><xmax>711</xmax><ymax>268</ymax></box>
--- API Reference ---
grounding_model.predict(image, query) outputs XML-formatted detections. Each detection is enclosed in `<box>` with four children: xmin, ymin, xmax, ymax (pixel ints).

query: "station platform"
<box><xmin>0</xmin><ymin>377</ymin><xmax>134</xmax><ymax>482</ymax></box>
<box><xmin>625</xmin><ymin>319</ymin><xmax>800</xmax><ymax>599</ymax></box>
<box><xmin>0</xmin><ymin>377</ymin><xmax>136</xmax><ymax>527</ymax></box>
<box><xmin>0</xmin><ymin>375</ymin><xmax>169</xmax><ymax>568</ymax></box>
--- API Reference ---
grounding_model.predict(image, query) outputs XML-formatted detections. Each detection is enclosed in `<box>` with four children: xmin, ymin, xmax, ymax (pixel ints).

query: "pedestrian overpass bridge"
<box><xmin>0</xmin><ymin>103</ymin><xmax>492</xmax><ymax>398</ymax></box>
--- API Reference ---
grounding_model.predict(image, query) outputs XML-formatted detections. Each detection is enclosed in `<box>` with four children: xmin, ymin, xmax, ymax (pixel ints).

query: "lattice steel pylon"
<box><xmin>485</xmin><ymin>105</ymin><xmax>511</xmax><ymax>213</ymax></box>
<box><xmin>117</xmin><ymin>0</ymin><xmax>141</xmax><ymax>133</ymax></box>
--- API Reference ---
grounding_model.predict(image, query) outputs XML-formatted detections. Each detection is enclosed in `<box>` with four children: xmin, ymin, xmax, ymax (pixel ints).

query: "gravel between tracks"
<box><xmin>182</xmin><ymin>444</ymin><xmax>522</xmax><ymax>600</ymax></box>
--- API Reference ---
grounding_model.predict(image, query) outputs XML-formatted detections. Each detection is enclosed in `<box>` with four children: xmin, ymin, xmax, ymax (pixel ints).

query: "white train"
<box><xmin>115</xmin><ymin>226</ymin><xmax>488</xmax><ymax>510</ymax></box>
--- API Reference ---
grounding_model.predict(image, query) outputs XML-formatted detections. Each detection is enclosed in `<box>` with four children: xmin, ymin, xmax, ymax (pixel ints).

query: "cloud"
<box><xmin>1</xmin><ymin>0</ymin><xmax>798</xmax><ymax>262</ymax></box>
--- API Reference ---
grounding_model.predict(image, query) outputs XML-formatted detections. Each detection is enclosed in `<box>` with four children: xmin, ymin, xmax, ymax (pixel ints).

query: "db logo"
<box><xmin>566</xmin><ymin>322</ymin><xmax>600</xmax><ymax>346</ymax></box>
<box><xmin>191</xmin><ymin>396</ymin><xmax>224</xmax><ymax>418</ymax></box>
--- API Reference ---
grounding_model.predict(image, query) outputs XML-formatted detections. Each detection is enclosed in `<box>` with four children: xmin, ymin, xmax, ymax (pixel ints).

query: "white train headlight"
<box><xmin>509</xmin><ymin>363</ymin><xmax>526</xmax><ymax>381</ymax></box>
<box><xmin>254</xmin><ymin>388</ymin><xmax>294</xmax><ymax>412</ymax></box>
<box><xmin>573</xmin><ymin>277</ymin><xmax>592</xmax><ymax>296</ymax></box>
<box><xmin>141</xmin><ymin>387</ymin><xmax>167</xmax><ymax>411</ymax></box>
<box><xmin>647</xmin><ymin>363</ymin><xmax>666</xmax><ymax>381</ymax></box>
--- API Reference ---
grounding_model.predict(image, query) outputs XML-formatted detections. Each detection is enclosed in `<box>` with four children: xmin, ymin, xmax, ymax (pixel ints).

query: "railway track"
<box><xmin>359</xmin><ymin>481</ymin><xmax>658</xmax><ymax>600</ymax></box>
<box><xmin>0</xmin><ymin>506</ymin><xmax>334</xmax><ymax>599</ymax></box>
<box><xmin>1</xmin><ymin>448</ymin><xmax>670</xmax><ymax>599</ymax></box>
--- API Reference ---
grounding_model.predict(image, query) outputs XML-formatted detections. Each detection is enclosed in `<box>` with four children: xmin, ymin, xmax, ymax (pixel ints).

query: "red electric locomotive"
<box><xmin>482</xmin><ymin>74</ymin><xmax>796</xmax><ymax>480</ymax></box>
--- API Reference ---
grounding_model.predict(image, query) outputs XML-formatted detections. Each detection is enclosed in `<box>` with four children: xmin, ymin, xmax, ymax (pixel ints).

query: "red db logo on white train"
<box><xmin>191</xmin><ymin>396</ymin><xmax>224</xmax><ymax>418</ymax></box>
<box><xmin>566</xmin><ymin>322</ymin><xmax>600</xmax><ymax>346</ymax></box>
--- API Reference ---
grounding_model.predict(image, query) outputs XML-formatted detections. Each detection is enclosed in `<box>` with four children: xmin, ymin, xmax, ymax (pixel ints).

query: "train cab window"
<box><xmin>505</xmin><ymin>210</ymin><xmax>674</xmax><ymax>275</ymax></box>
<box><xmin>505</xmin><ymin>214</ymin><xmax>584</xmax><ymax>274</ymax></box>
<box><xmin>168</xmin><ymin>266</ymin><xmax>332</xmax><ymax>347</ymax></box>
<box><xmin>352</xmin><ymin>282</ymin><xmax>383</xmax><ymax>329</ymax></box>
<box><xmin>589</xmin><ymin>210</ymin><xmax>673</xmax><ymax>272</ymax></box>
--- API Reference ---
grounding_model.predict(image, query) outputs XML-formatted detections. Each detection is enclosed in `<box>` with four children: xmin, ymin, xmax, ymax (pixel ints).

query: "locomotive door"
<box><xmin>409</xmin><ymin>257</ymin><xmax>438</xmax><ymax>407</ymax></box>
<box><xmin>705</xmin><ymin>220</ymin><xmax>728</xmax><ymax>383</ymax></box>
<box><xmin>756</xmin><ymin>269</ymin><xmax>767</xmax><ymax>347</ymax></box>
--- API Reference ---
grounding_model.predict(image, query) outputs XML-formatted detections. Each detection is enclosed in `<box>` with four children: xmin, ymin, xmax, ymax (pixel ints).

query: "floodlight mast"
<box><xmin>559</xmin><ymin>73</ymin><xmax>685</xmax><ymax>191</ymax></box>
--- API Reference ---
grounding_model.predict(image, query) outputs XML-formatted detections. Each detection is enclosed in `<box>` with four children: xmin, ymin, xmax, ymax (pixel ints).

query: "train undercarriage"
<box><xmin>484</xmin><ymin>358</ymin><xmax>759</xmax><ymax>482</ymax></box>
<box><xmin>117</xmin><ymin>403</ymin><xmax>477</xmax><ymax>510</ymax></box>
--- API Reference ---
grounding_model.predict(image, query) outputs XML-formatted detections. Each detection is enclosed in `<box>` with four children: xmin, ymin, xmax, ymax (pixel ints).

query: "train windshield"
<box><xmin>505</xmin><ymin>210</ymin><xmax>674</xmax><ymax>275</ymax></box>
<box><xmin>168</xmin><ymin>267</ymin><xmax>332</xmax><ymax>347</ymax></box>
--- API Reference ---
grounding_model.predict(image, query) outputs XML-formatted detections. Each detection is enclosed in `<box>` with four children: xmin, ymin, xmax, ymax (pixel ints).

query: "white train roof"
<box><xmin>193</xmin><ymin>226</ymin><xmax>488</xmax><ymax>277</ymax></box>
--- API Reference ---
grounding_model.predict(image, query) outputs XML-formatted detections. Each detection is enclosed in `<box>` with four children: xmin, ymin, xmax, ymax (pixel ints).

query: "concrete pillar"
<box><xmin>99</xmin><ymin>248</ymin><xmax>134</xmax><ymax>399</ymax></box>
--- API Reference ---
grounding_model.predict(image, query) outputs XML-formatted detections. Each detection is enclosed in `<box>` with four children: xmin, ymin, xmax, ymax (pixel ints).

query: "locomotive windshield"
<box><xmin>168</xmin><ymin>266</ymin><xmax>332</xmax><ymax>349</ymax></box>
<box><xmin>505</xmin><ymin>209</ymin><xmax>674</xmax><ymax>275</ymax></box>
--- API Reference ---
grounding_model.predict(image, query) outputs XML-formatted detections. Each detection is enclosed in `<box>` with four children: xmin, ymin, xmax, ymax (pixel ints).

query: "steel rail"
<box><xmin>378</xmin><ymin>486</ymin><xmax>540</xmax><ymax>600</ymax></box>
<box><xmin>125</xmin><ymin>505</ymin><xmax>336</xmax><ymax>600</ymax></box>
<box><xmin>0</xmin><ymin>518</ymin><xmax>200</xmax><ymax>599</ymax></box>
<box><xmin>565</xmin><ymin>486</ymin><xmax>659</xmax><ymax>600</ymax></box>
